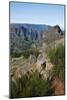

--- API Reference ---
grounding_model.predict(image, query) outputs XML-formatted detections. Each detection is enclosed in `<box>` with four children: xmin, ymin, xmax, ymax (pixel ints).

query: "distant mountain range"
<box><xmin>10</xmin><ymin>23</ymin><xmax>64</xmax><ymax>55</ymax></box>
<box><xmin>10</xmin><ymin>23</ymin><xmax>50</xmax><ymax>41</ymax></box>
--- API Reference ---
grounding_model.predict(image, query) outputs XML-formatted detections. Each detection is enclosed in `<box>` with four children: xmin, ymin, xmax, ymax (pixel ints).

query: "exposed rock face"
<box><xmin>35</xmin><ymin>46</ymin><xmax>54</xmax><ymax>80</ymax></box>
<box><xmin>36</xmin><ymin>53</ymin><xmax>45</xmax><ymax>72</ymax></box>
<box><xmin>54</xmin><ymin>25</ymin><xmax>63</xmax><ymax>34</ymax></box>
<box><xmin>28</xmin><ymin>54</ymin><xmax>37</xmax><ymax>64</ymax></box>
<box><xmin>10</xmin><ymin>23</ymin><xmax>48</xmax><ymax>42</ymax></box>
<box><xmin>43</xmin><ymin>25</ymin><xmax>63</xmax><ymax>44</ymax></box>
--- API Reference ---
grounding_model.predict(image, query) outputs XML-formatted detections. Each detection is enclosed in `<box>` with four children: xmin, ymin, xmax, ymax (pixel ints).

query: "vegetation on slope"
<box><xmin>10</xmin><ymin>72</ymin><xmax>53</xmax><ymax>98</ymax></box>
<box><xmin>46</xmin><ymin>43</ymin><xmax>65</xmax><ymax>81</ymax></box>
<box><xmin>11</xmin><ymin>42</ymin><xmax>39</xmax><ymax>59</ymax></box>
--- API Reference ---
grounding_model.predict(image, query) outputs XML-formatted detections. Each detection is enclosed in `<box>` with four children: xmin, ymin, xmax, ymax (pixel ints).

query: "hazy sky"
<box><xmin>10</xmin><ymin>2</ymin><xmax>64</xmax><ymax>29</ymax></box>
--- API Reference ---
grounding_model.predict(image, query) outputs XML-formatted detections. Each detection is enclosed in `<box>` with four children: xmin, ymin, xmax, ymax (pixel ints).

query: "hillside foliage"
<box><xmin>10</xmin><ymin>72</ymin><xmax>53</xmax><ymax>98</ymax></box>
<box><xmin>46</xmin><ymin>43</ymin><xmax>65</xmax><ymax>81</ymax></box>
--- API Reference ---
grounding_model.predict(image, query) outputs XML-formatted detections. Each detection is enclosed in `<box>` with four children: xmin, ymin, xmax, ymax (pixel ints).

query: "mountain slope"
<box><xmin>10</xmin><ymin>24</ymin><xmax>64</xmax><ymax>57</ymax></box>
<box><xmin>43</xmin><ymin>25</ymin><xmax>64</xmax><ymax>44</ymax></box>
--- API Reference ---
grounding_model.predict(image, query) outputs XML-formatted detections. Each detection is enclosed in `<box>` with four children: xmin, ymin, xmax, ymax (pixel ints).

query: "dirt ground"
<box><xmin>51</xmin><ymin>76</ymin><xmax>65</xmax><ymax>96</ymax></box>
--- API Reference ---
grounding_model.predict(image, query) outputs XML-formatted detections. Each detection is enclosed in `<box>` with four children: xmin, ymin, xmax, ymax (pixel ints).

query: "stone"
<box><xmin>29</xmin><ymin>54</ymin><xmax>37</xmax><ymax>64</ymax></box>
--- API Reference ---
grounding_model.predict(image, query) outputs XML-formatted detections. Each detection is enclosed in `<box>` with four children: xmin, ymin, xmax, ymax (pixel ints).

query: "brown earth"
<box><xmin>51</xmin><ymin>76</ymin><xmax>65</xmax><ymax>96</ymax></box>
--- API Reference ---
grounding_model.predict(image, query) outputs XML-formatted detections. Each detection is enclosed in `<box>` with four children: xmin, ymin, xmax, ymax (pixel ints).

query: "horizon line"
<box><xmin>10</xmin><ymin>22</ymin><xmax>64</xmax><ymax>29</ymax></box>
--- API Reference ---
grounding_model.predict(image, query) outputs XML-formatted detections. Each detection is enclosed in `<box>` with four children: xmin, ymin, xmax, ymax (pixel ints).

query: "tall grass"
<box><xmin>10</xmin><ymin>72</ymin><xmax>53</xmax><ymax>98</ymax></box>
<box><xmin>46</xmin><ymin>43</ymin><xmax>65</xmax><ymax>81</ymax></box>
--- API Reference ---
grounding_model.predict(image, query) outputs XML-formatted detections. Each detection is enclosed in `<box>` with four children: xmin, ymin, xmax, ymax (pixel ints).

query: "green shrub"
<box><xmin>46</xmin><ymin>44</ymin><xmax>65</xmax><ymax>81</ymax></box>
<box><xmin>11</xmin><ymin>52</ymin><xmax>22</xmax><ymax>57</ymax></box>
<box><xmin>10</xmin><ymin>72</ymin><xmax>53</xmax><ymax>98</ymax></box>
<box><xmin>11</xmin><ymin>48</ymin><xmax>39</xmax><ymax>58</ymax></box>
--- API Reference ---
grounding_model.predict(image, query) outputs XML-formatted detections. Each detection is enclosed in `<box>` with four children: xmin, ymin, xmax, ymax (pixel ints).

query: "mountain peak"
<box><xmin>53</xmin><ymin>25</ymin><xmax>63</xmax><ymax>34</ymax></box>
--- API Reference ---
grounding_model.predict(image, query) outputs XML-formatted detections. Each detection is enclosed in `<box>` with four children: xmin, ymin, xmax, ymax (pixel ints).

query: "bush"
<box><xmin>10</xmin><ymin>72</ymin><xmax>53</xmax><ymax>98</ymax></box>
<box><xmin>11</xmin><ymin>48</ymin><xmax>39</xmax><ymax>58</ymax></box>
<box><xmin>46</xmin><ymin>44</ymin><xmax>65</xmax><ymax>81</ymax></box>
<box><xmin>11</xmin><ymin>52</ymin><xmax>22</xmax><ymax>57</ymax></box>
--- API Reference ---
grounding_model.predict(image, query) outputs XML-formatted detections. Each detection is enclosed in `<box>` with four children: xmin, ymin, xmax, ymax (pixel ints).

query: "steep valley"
<box><xmin>10</xmin><ymin>24</ymin><xmax>65</xmax><ymax>97</ymax></box>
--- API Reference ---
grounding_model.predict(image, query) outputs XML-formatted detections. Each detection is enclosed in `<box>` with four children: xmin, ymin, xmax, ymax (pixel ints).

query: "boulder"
<box><xmin>28</xmin><ymin>54</ymin><xmax>37</xmax><ymax>64</ymax></box>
